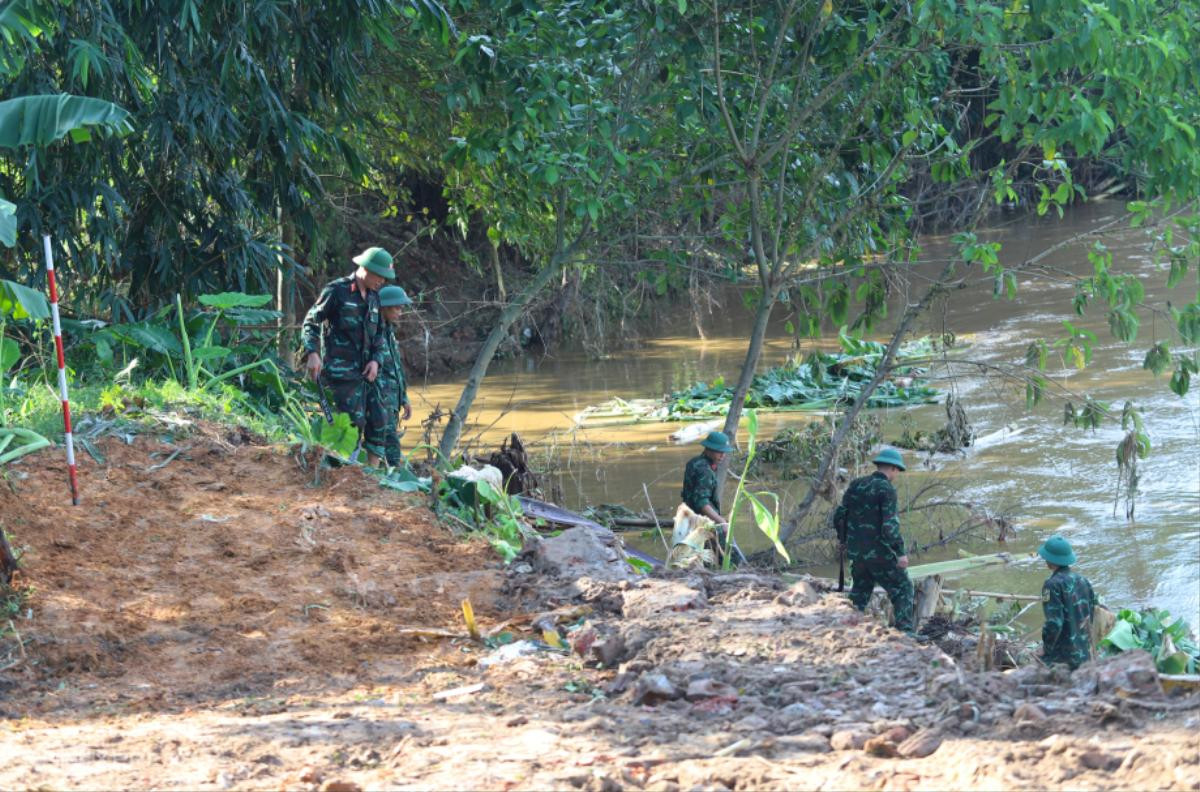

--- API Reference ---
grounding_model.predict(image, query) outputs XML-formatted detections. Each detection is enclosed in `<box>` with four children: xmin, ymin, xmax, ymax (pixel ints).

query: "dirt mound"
<box><xmin>1</xmin><ymin>427</ymin><xmax>502</xmax><ymax>711</ymax></box>
<box><xmin>0</xmin><ymin>440</ymin><xmax>1196</xmax><ymax>790</ymax></box>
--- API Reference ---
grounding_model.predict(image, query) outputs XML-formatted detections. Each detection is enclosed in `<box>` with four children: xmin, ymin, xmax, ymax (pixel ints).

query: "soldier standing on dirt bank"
<box><xmin>375</xmin><ymin>285</ymin><xmax>414</xmax><ymax>467</ymax></box>
<box><xmin>301</xmin><ymin>247</ymin><xmax>395</xmax><ymax>466</ymax></box>
<box><xmin>1037</xmin><ymin>535</ymin><xmax>1096</xmax><ymax>670</ymax></box>
<box><xmin>834</xmin><ymin>447</ymin><xmax>914</xmax><ymax>634</ymax></box>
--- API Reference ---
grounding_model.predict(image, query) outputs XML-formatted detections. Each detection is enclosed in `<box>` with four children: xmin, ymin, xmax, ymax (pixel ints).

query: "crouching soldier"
<box><xmin>681</xmin><ymin>431</ymin><xmax>736</xmax><ymax>565</ymax></box>
<box><xmin>1037</xmin><ymin>535</ymin><xmax>1096</xmax><ymax>670</ymax></box>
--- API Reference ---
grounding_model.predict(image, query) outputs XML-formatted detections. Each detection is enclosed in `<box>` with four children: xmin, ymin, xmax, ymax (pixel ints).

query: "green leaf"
<box><xmin>627</xmin><ymin>556</ymin><xmax>653</xmax><ymax>574</ymax></box>
<box><xmin>0</xmin><ymin>197</ymin><xmax>14</xmax><ymax>247</ymax></box>
<box><xmin>1025</xmin><ymin>375</ymin><xmax>1045</xmax><ymax>409</ymax></box>
<box><xmin>189</xmin><ymin>345</ymin><xmax>232</xmax><ymax>361</ymax></box>
<box><xmin>225</xmin><ymin>307</ymin><xmax>283</xmax><ymax>324</ymax></box>
<box><xmin>319</xmin><ymin>411</ymin><xmax>359</xmax><ymax>458</ymax></box>
<box><xmin>1169</xmin><ymin>364</ymin><xmax>1191</xmax><ymax>397</ymax></box>
<box><xmin>1167</xmin><ymin>255</ymin><xmax>1187</xmax><ymax>289</ymax></box>
<box><xmin>111</xmin><ymin>322</ymin><xmax>182</xmax><ymax>355</ymax></box>
<box><xmin>0</xmin><ymin>278</ymin><xmax>50</xmax><ymax>320</ymax></box>
<box><xmin>0</xmin><ymin>94</ymin><xmax>131</xmax><ymax>149</ymax></box>
<box><xmin>1143</xmin><ymin>342</ymin><xmax>1170</xmax><ymax>376</ymax></box>
<box><xmin>1101</xmin><ymin>619</ymin><xmax>1141</xmax><ymax>651</ymax></box>
<box><xmin>0</xmin><ymin>336</ymin><xmax>18</xmax><ymax>373</ymax></box>
<box><xmin>197</xmin><ymin>292</ymin><xmax>273</xmax><ymax>309</ymax></box>
<box><xmin>1159</xmin><ymin>651</ymin><xmax>1190</xmax><ymax>675</ymax></box>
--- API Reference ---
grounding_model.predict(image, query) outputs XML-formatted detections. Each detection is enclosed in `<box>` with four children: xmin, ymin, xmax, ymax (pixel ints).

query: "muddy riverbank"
<box><xmin>0</xmin><ymin>432</ymin><xmax>1196</xmax><ymax>790</ymax></box>
<box><xmin>408</xmin><ymin>203</ymin><xmax>1200</xmax><ymax>624</ymax></box>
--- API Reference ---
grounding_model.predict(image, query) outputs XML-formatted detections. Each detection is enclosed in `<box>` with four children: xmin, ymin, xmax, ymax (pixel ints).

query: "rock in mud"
<box><xmin>772</xmin><ymin>733</ymin><xmax>832</xmax><ymax>754</ymax></box>
<box><xmin>319</xmin><ymin>782</ymin><xmax>363</xmax><ymax>792</ymax></box>
<box><xmin>1079</xmin><ymin>749</ymin><xmax>1119</xmax><ymax>771</ymax></box>
<box><xmin>686</xmin><ymin>678</ymin><xmax>739</xmax><ymax>701</ymax></box>
<box><xmin>774</xmin><ymin>579</ymin><xmax>820</xmax><ymax>607</ymax></box>
<box><xmin>830</xmin><ymin>730</ymin><xmax>871</xmax><ymax>751</ymax></box>
<box><xmin>297</xmin><ymin>767</ymin><xmax>322</xmax><ymax>784</ymax></box>
<box><xmin>897</xmin><ymin>729</ymin><xmax>942</xmax><ymax>758</ymax></box>
<box><xmin>1075</xmin><ymin>649</ymin><xmax>1163</xmax><ymax>698</ymax></box>
<box><xmin>572</xmin><ymin>627</ymin><xmax>598</xmax><ymax>657</ymax></box>
<box><xmin>592</xmin><ymin>634</ymin><xmax>626</xmax><ymax>668</ymax></box>
<box><xmin>880</xmin><ymin>725</ymin><xmax>913</xmax><ymax>743</ymax></box>
<box><xmin>863</xmin><ymin>735</ymin><xmax>901</xmax><ymax>757</ymax></box>
<box><xmin>734</xmin><ymin>714</ymin><xmax>770</xmax><ymax>732</ymax></box>
<box><xmin>621</xmin><ymin>578</ymin><xmax>706</xmax><ymax>619</ymax></box>
<box><xmin>530</xmin><ymin>527</ymin><xmax>636</xmax><ymax>583</ymax></box>
<box><xmin>634</xmin><ymin>672</ymin><xmax>680</xmax><ymax>705</ymax></box>
<box><xmin>1014</xmin><ymin>702</ymin><xmax>1048</xmax><ymax>722</ymax></box>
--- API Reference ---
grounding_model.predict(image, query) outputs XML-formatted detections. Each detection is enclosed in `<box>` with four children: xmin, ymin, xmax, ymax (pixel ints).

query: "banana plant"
<box><xmin>0</xmin><ymin>93</ymin><xmax>132</xmax><ymax>246</ymax></box>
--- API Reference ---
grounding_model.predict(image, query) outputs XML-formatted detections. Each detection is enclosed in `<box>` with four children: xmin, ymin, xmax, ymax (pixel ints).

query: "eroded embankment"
<box><xmin>0</xmin><ymin>430</ymin><xmax>1196</xmax><ymax>791</ymax></box>
<box><xmin>0</xmin><ymin>427</ymin><xmax>503</xmax><ymax>710</ymax></box>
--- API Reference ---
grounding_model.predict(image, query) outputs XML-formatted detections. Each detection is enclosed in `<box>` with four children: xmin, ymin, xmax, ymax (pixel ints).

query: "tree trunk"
<box><xmin>437</xmin><ymin>249</ymin><xmax>571</xmax><ymax>460</ymax></box>
<box><xmin>489</xmin><ymin>241</ymin><xmax>506</xmax><ymax>302</ymax></box>
<box><xmin>716</xmin><ymin>290</ymin><xmax>775</xmax><ymax>490</ymax></box>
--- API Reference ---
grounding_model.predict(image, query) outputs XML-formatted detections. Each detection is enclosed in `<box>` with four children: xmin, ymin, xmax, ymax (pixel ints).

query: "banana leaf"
<box><xmin>0</xmin><ymin>94</ymin><xmax>131</xmax><ymax>148</ymax></box>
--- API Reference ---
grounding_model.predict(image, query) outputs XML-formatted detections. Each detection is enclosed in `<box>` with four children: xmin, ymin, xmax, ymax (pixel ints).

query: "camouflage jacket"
<box><xmin>376</xmin><ymin>327</ymin><xmax>408</xmax><ymax>412</ymax></box>
<box><xmin>301</xmin><ymin>275</ymin><xmax>384</xmax><ymax>382</ymax></box>
<box><xmin>1041</xmin><ymin>567</ymin><xmax>1096</xmax><ymax>669</ymax></box>
<box><xmin>834</xmin><ymin>472</ymin><xmax>904</xmax><ymax>563</ymax></box>
<box><xmin>682</xmin><ymin>454</ymin><xmax>720</xmax><ymax>515</ymax></box>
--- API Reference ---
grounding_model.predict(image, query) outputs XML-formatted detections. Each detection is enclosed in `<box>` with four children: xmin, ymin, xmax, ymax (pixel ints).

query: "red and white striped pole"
<box><xmin>43</xmin><ymin>234</ymin><xmax>79</xmax><ymax>506</ymax></box>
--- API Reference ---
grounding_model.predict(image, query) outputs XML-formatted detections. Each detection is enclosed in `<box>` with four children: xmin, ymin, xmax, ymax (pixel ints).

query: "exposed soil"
<box><xmin>0</xmin><ymin>427</ymin><xmax>1197</xmax><ymax>791</ymax></box>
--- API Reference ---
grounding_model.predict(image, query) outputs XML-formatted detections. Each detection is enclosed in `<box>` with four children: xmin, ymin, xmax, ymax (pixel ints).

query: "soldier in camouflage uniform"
<box><xmin>682</xmin><ymin>431</ymin><xmax>733</xmax><ymax>523</ymax></box>
<box><xmin>681</xmin><ymin>431</ymin><xmax>734</xmax><ymax>563</ymax></box>
<box><xmin>833</xmin><ymin>447</ymin><xmax>914</xmax><ymax>634</ymax></box>
<box><xmin>301</xmin><ymin>247</ymin><xmax>394</xmax><ymax>466</ymax></box>
<box><xmin>1038</xmin><ymin>535</ymin><xmax>1096</xmax><ymax>669</ymax></box>
<box><xmin>375</xmin><ymin>285</ymin><xmax>413</xmax><ymax>467</ymax></box>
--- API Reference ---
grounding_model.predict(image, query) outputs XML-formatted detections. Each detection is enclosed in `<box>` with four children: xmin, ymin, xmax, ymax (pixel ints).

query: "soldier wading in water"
<box><xmin>834</xmin><ymin>447</ymin><xmax>914</xmax><ymax>634</ymax></box>
<box><xmin>301</xmin><ymin>247</ymin><xmax>395</xmax><ymax>467</ymax></box>
<box><xmin>1037</xmin><ymin>535</ymin><xmax>1097</xmax><ymax>670</ymax></box>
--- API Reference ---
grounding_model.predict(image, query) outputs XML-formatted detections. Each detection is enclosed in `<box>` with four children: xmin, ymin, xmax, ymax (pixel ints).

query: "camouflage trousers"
<box><xmin>848</xmin><ymin>558</ymin><xmax>915</xmax><ymax>634</ymax></box>
<box><xmin>327</xmin><ymin>378</ymin><xmax>388</xmax><ymax>460</ymax></box>
<box><xmin>364</xmin><ymin>386</ymin><xmax>404</xmax><ymax>467</ymax></box>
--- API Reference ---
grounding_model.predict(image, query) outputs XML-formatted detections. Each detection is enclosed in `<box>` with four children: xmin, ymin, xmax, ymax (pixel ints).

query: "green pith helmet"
<box><xmin>872</xmin><ymin>447</ymin><xmax>907</xmax><ymax>471</ymax></box>
<box><xmin>701</xmin><ymin>430</ymin><xmax>734</xmax><ymax>454</ymax></box>
<box><xmin>352</xmin><ymin>246</ymin><xmax>396</xmax><ymax>279</ymax></box>
<box><xmin>378</xmin><ymin>285</ymin><xmax>413</xmax><ymax>307</ymax></box>
<box><xmin>1038</xmin><ymin>535</ymin><xmax>1077</xmax><ymax>567</ymax></box>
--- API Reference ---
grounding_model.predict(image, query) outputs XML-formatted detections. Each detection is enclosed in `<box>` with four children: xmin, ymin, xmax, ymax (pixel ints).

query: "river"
<box><xmin>410</xmin><ymin>203</ymin><xmax>1200</xmax><ymax>626</ymax></box>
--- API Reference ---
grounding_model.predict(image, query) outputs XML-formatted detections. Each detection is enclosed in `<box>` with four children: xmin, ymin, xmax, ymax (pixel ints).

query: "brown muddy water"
<box><xmin>411</xmin><ymin>203</ymin><xmax>1199</xmax><ymax>625</ymax></box>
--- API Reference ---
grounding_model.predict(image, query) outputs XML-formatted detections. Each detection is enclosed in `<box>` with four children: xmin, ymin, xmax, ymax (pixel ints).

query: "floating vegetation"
<box><xmin>894</xmin><ymin>394</ymin><xmax>975</xmax><ymax>454</ymax></box>
<box><xmin>750</xmin><ymin>414</ymin><xmax>883</xmax><ymax>481</ymax></box>
<box><xmin>1101</xmin><ymin>607</ymin><xmax>1199</xmax><ymax>675</ymax></box>
<box><xmin>574</xmin><ymin>330</ymin><xmax>941</xmax><ymax>426</ymax></box>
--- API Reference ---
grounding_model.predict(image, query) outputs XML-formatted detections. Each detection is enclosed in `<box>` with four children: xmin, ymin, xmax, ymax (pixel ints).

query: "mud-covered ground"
<box><xmin>0</xmin><ymin>429</ymin><xmax>1197</xmax><ymax>791</ymax></box>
